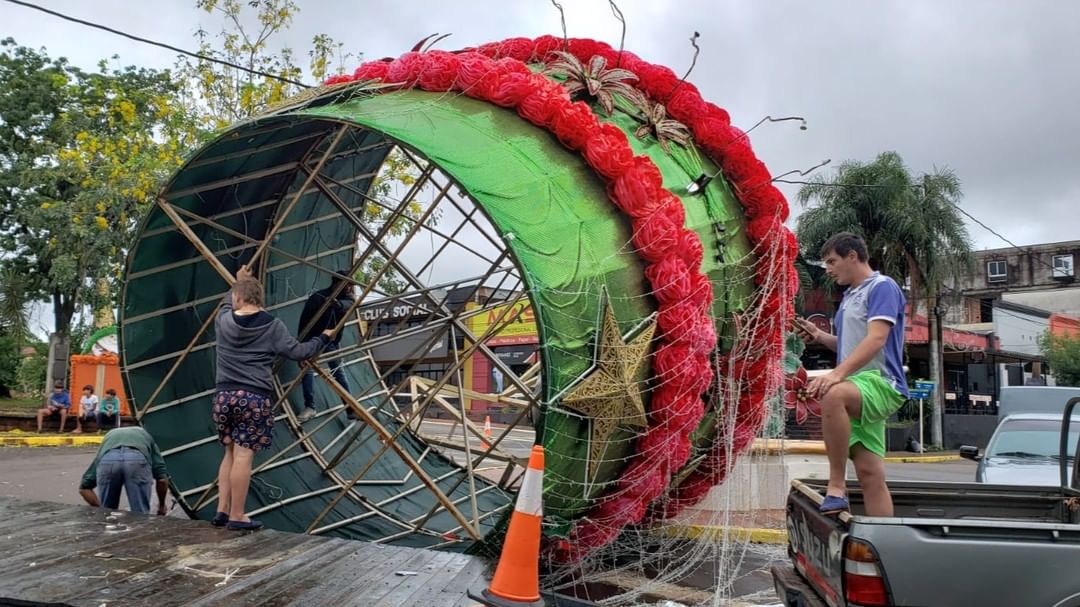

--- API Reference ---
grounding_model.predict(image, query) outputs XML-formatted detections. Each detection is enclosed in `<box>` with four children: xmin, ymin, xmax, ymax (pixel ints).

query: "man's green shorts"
<box><xmin>847</xmin><ymin>369</ymin><xmax>907</xmax><ymax>457</ymax></box>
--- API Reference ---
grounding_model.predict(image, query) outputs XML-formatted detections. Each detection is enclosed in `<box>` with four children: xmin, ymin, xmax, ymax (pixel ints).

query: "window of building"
<box><xmin>986</xmin><ymin>260</ymin><xmax>1007</xmax><ymax>283</ymax></box>
<box><xmin>1053</xmin><ymin>254</ymin><xmax>1074</xmax><ymax>278</ymax></box>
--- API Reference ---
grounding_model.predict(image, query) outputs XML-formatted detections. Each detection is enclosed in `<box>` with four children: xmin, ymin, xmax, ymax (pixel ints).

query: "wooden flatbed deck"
<box><xmin>0</xmin><ymin>496</ymin><xmax>489</xmax><ymax>606</ymax></box>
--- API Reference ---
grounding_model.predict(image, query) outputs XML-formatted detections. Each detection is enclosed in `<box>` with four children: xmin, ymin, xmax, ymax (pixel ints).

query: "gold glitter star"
<box><xmin>560</xmin><ymin>302</ymin><xmax>656</xmax><ymax>478</ymax></box>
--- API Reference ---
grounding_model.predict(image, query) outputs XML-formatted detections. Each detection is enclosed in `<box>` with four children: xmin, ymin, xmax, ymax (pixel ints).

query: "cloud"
<box><xmin>7</xmin><ymin>0</ymin><xmax>1077</xmax><ymax>253</ymax></box>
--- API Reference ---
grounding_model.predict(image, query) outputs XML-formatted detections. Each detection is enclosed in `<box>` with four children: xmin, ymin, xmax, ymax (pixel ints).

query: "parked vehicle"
<box><xmin>960</xmin><ymin>413</ymin><xmax>1078</xmax><ymax>486</ymax></box>
<box><xmin>772</xmin><ymin>397</ymin><xmax>1080</xmax><ymax>607</ymax></box>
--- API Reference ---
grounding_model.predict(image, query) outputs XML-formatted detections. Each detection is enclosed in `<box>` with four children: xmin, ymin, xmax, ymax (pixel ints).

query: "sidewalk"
<box><xmin>0</xmin><ymin>429</ymin><xmax>104</xmax><ymax>447</ymax></box>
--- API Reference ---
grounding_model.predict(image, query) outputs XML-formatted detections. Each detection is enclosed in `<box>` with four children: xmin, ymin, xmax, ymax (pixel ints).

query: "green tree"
<box><xmin>0</xmin><ymin>263</ymin><xmax>32</xmax><ymax>347</ymax></box>
<box><xmin>0</xmin><ymin>40</ymin><xmax>199</xmax><ymax>319</ymax></box>
<box><xmin>175</xmin><ymin>0</ymin><xmax>430</xmax><ymax>292</ymax></box>
<box><xmin>0</xmin><ymin>39</ymin><xmax>199</xmax><ymax>389</ymax></box>
<box><xmin>1040</xmin><ymin>331</ymin><xmax>1080</xmax><ymax>387</ymax></box>
<box><xmin>176</xmin><ymin>0</ymin><xmax>352</xmax><ymax>130</ymax></box>
<box><xmin>796</xmin><ymin>151</ymin><xmax>973</xmax><ymax>447</ymax></box>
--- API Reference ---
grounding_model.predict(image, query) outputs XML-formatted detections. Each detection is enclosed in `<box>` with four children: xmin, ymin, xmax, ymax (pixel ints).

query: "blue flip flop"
<box><xmin>820</xmin><ymin>495</ymin><xmax>849</xmax><ymax>515</ymax></box>
<box><xmin>226</xmin><ymin>519</ymin><xmax>264</xmax><ymax>531</ymax></box>
<box><xmin>211</xmin><ymin>511</ymin><xmax>228</xmax><ymax>527</ymax></box>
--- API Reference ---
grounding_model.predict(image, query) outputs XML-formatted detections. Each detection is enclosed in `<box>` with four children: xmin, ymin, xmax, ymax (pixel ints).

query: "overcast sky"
<box><xmin>8</xmin><ymin>0</ymin><xmax>1079</xmax><ymax>247</ymax></box>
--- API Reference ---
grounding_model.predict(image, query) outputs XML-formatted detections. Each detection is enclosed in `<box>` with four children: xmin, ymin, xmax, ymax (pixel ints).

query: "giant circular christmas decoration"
<box><xmin>119</xmin><ymin>35</ymin><xmax>797</xmax><ymax>565</ymax></box>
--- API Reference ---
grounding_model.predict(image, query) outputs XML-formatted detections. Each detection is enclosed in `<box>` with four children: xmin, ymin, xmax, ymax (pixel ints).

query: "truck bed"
<box><xmin>780</xmin><ymin>479</ymin><xmax>1080</xmax><ymax>607</ymax></box>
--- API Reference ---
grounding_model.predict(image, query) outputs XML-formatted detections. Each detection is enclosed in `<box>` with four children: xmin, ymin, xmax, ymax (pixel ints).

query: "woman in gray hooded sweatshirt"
<box><xmin>212</xmin><ymin>264</ymin><xmax>332</xmax><ymax>530</ymax></box>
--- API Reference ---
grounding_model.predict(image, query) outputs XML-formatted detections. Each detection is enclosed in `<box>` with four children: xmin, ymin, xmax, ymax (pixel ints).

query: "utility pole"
<box><xmin>928</xmin><ymin>296</ymin><xmax>946</xmax><ymax>447</ymax></box>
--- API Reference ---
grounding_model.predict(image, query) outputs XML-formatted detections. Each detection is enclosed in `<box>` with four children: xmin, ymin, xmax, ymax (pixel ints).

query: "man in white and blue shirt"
<box><xmin>793</xmin><ymin>233</ymin><xmax>908</xmax><ymax>517</ymax></box>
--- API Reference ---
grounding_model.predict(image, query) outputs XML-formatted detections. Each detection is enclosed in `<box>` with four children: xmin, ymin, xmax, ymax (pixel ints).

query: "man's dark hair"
<box><xmin>331</xmin><ymin>269</ymin><xmax>352</xmax><ymax>289</ymax></box>
<box><xmin>53</xmin><ymin>381</ymin><xmax>64</xmax><ymax>390</ymax></box>
<box><xmin>819</xmin><ymin>232</ymin><xmax>869</xmax><ymax>262</ymax></box>
<box><xmin>106</xmin><ymin>388</ymin><xmax>117</xmax><ymax>396</ymax></box>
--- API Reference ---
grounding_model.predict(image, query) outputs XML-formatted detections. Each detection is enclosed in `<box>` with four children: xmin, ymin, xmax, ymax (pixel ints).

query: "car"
<box><xmin>960</xmin><ymin>412</ymin><xmax>1079</xmax><ymax>485</ymax></box>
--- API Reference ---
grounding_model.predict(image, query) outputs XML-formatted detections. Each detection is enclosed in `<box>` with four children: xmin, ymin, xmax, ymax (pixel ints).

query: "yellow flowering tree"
<box><xmin>0</xmin><ymin>38</ymin><xmax>200</xmax><ymax>363</ymax></box>
<box><xmin>175</xmin><ymin>0</ymin><xmax>430</xmax><ymax>294</ymax></box>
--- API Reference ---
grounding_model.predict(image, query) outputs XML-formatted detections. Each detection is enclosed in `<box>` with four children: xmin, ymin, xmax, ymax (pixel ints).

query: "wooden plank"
<box><xmin>365</xmin><ymin>549</ymin><xmax>456</xmax><ymax>606</ymax></box>
<box><xmin>0</xmin><ymin>498</ymin><xmax>491</xmax><ymax>607</ymax></box>
<box><xmin>414</xmin><ymin>556</ymin><xmax>490</xmax><ymax>607</ymax></box>
<box><xmin>287</xmin><ymin>543</ymin><xmax>427</xmax><ymax>606</ymax></box>
<box><xmin>68</xmin><ymin>529</ymin><xmax>321</xmax><ymax>607</ymax></box>
<box><xmin>386</xmin><ymin>552</ymin><xmax>480</xmax><ymax>607</ymax></box>
<box><xmin>195</xmin><ymin>541</ymin><xmax>404</xmax><ymax>606</ymax></box>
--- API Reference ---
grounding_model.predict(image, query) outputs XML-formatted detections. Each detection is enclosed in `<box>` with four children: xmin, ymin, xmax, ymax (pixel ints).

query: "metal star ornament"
<box><xmin>558</xmin><ymin>301</ymin><xmax>657</xmax><ymax>478</ymax></box>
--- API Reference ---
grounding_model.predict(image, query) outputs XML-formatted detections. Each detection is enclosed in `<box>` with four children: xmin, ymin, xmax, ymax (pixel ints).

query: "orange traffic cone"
<box><xmin>481</xmin><ymin>415</ymin><xmax>493</xmax><ymax>449</ymax></box>
<box><xmin>469</xmin><ymin>445</ymin><xmax>545</xmax><ymax>607</ymax></box>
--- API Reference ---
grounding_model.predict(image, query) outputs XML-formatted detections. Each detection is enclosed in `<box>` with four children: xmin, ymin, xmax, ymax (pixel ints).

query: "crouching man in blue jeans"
<box><xmin>78</xmin><ymin>426</ymin><xmax>170</xmax><ymax>514</ymax></box>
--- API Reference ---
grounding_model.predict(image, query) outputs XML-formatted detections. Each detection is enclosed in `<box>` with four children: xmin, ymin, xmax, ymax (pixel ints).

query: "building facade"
<box><xmin>946</xmin><ymin>240</ymin><xmax>1080</xmax><ymax>323</ymax></box>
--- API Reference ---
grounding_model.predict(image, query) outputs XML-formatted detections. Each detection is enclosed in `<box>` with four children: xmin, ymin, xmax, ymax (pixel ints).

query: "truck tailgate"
<box><xmin>785</xmin><ymin>481</ymin><xmax>848</xmax><ymax>607</ymax></box>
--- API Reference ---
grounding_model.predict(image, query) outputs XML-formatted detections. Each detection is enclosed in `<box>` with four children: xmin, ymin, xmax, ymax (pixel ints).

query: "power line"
<box><xmin>3</xmin><ymin>0</ymin><xmax>310</xmax><ymax>88</ymax></box>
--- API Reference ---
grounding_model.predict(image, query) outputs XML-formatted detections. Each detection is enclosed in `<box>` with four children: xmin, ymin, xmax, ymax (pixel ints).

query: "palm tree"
<box><xmin>795</xmin><ymin>151</ymin><xmax>973</xmax><ymax>447</ymax></box>
<box><xmin>0</xmin><ymin>263</ymin><xmax>31</xmax><ymax>347</ymax></box>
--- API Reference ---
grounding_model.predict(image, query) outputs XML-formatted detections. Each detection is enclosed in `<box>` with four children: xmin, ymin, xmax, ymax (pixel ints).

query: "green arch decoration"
<box><xmin>121</xmin><ymin>88</ymin><xmax>753</xmax><ymax>547</ymax></box>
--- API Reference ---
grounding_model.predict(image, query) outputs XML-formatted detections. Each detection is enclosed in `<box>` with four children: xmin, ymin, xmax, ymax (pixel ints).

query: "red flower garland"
<box><xmin>325</xmin><ymin>36</ymin><xmax>798</xmax><ymax>562</ymax></box>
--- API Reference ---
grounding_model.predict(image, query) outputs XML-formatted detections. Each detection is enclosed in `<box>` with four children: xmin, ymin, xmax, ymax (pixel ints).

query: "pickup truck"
<box><xmin>771</xmin><ymin>397</ymin><xmax>1080</xmax><ymax>607</ymax></box>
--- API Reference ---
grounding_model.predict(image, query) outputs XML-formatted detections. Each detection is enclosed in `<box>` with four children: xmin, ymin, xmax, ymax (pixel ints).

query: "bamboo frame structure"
<box><xmin>130</xmin><ymin>123</ymin><xmax>545</xmax><ymax>546</ymax></box>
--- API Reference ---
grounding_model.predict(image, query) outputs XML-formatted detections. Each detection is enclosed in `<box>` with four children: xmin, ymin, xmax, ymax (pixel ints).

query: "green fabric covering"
<box><xmin>121</xmin><ymin>83</ymin><xmax>757</xmax><ymax>546</ymax></box>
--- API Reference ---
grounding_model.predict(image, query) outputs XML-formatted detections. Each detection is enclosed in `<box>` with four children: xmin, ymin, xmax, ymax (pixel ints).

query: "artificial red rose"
<box><xmin>632</xmin><ymin>209</ymin><xmax>679</xmax><ymax>263</ymax></box>
<box><xmin>416</xmin><ymin>51</ymin><xmax>461</xmax><ymax>92</ymax></box>
<box><xmin>657</xmin><ymin>299</ymin><xmax>700</xmax><ymax>339</ymax></box>
<box><xmin>495</xmin><ymin>57</ymin><xmax>532</xmax><ymax>76</ymax></box>
<box><xmin>323</xmin><ymin>74</ymin><xmax>353</xmax><ymax>85</ymax></box>
<box><xmin>645</xmin><ymin>255</ymin><xmax>693</xmax><ymax>306</ymax></box>
<box><xmin>609</xmin><ymin>156</ymin><xmax>664</xmax><ymax>218</ymax></box>
<box><xmin>641</xmin><ymin>63</ymin><xmax>681</xmax><ymax>100</ymax></box>
<box><xmin>723</xmin><ymin>142</ymin><xmax>771</xmax><ymax>187</ymax></box>
<box><xmin>352</xmin><ymin>61</ymin><xmax>390</xmax><ymax>81</ymax></box>
<box><xmin>704</xmin><ymin>102</ymin><xmax>731</xmax><ymax>125</ymax></box>
<box><xmin>732</xmin><ymin>425</ymin><xmax>757</xmax><ymax>453</ymax></box>
<box><xmin>685</xmin><ymin>316</ymin><xmax>718</xmax><ymax>355</ymax></box>
<box><xmin>676</xmin><ymin>228</ymin><xmax>704</xmax><ymax>269</ymax></box>
<box><xmin>584</xmin><ymin>123</ymin><xmax>634</xmax><ymax>179</ymax></box>
<box><xmin>568</xmin><ymin>38</ymin><xmax>617</xmax><ymax>67</ymax></box>
<box><xmin>666</xmin><ymin>86</ymin><xmax>707</xmax><ymax>123</ymax></box>
<box><xmin>476</xmin><ymin>42</ymin><xmax>501</xmax><ymax>57</ymax></box>
<box><xmin>615</xmin><ymin>50</ymin><xmax>645</xmax><ymax>73</ymax></box>
<box><xmin>686</xmin><ymin>272</ymin><xmax>713</xmax><ymax>310</ymax></box>
<box><xmin>385</xmin><ymin>52</ymin><xmax>425</xmax><ymax>86</ymax></box>
<box><xmin>491</xmin><ymin>37</ymin><xmax>534</xmax><ymax>61</ymax></box>
<box><xmin>653</xmin><ymin>341</ymin><xmax>696</xmax><ymax>378</ymax></box>
<box><xmin>454</xmin><ymin>53</ymin><xmax>501</xmax><ymax>98</ymax></box>
<box><xmin>742</xmin><ymin>184</ymin><xmax>789</xmax><ymax>221</ymax></box>
<box><xmin>699</xmin><ymin>123</ymin><xmax>743</xmax><ymax>156</ymax></box>
<box><xmin>593</xmin><ymin>495</ymin><xmax>647</xmax><ymax>525</ymax></box>
<box><xmin>654</xmin><ymin>190</ymin><xmax>686</xmax><ymax>226</ymax></box>
<box><xmin>747</xmin><ymin>214</ymin><xmax>783</xmax><ymax>244</ymax></box>
<box><xmin>486</xmin><ymin>71</ymin><xmax>533</xmax><ymax>107</ymax></box>
<box><xmin>517</xmin><ymin>84</ymin><xmax>568</xmax><ymax>127</ymax></box>
<box><xmin>551</xmin><ymin>100</ymin><xmax>599</xmax><ymax>150</ymax></box>
<box><xmin>618</xmin><ymin>461</ymin><xmax>667</xmax><ymax>504</ymax></box>
<box><xmin>532</xmin><ymin>35</ymin><xmax>563</xmax><ymax>62</ymax></box>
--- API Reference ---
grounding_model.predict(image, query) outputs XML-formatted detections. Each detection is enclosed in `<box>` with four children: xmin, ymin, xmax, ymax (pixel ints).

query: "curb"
<box><xmin>0</xmin><ymin>433</ymin><xmax>103</xmax><ymax>447</ymax></box>
<box><xmin>883</xmin><ymin>454</ymin><xmax>961</xmax><ymax>463</ymax></box>
<box><xmin>655</xmin><ymin>524</ymin><xmax>788</xmax><ymax>545</ymax></box>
